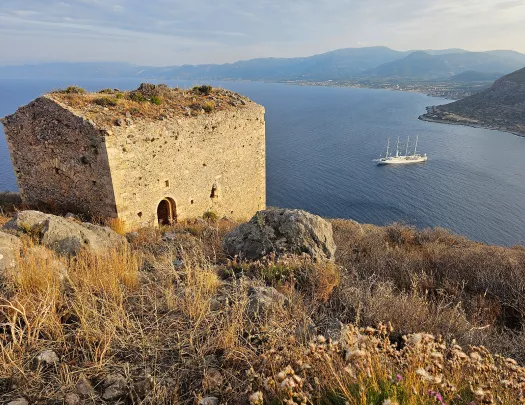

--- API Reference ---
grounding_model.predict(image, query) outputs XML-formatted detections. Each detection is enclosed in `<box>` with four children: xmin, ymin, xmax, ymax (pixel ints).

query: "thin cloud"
<box><xmin>0</xmin><ymin>0</ymin><xmax>523</xmax><ymax>65</ymax></box>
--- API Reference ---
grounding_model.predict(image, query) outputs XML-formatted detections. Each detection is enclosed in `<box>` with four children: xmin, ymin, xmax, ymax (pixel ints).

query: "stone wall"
<box><xmin>105</xmin><ymin>104</ymin><xmax>266</xmax><ymax>228</ymax></box>
<box><xmin>0</xmin><ymin>97</ymin><xmax>118</xmax><ymax>217</ymax></box>
<box><xmin>1</xmin><ymin>95</ymin><xmax>266</xmax><ymax>229</ymax></box>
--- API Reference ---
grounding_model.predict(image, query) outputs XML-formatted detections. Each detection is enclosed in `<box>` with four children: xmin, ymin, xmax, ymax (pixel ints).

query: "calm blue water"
<box><xmin>1</xmin><ymin>78</ymin><xmax>525</xmax><ymax>246</ymax></box>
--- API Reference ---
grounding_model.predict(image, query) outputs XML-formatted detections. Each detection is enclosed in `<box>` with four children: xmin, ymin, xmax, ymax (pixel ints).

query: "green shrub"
<box><xmin>116</xmin><ymin>93</ymin><xmax>124</xmax><ymax>99</ymax></box>
<box><xmin>203</xmin><ymin>211</ymin><xmax>218</xmax><ymax>221</ymax></box>
<box><xmin>94</xmin><ymin>97</ymin><xmax>118</xmax><ymax>107</ymax></box>
<box><xmin>203</xmin><ymin>102</ymin><xmax>215</xmax><ymax>113</ymax></box>
<box><xmin>61</xmin><ymin>86</ymin><xmax>86</xmax><ymax>94</ymax></box>
<box><xmin>150</xmin><ymin>96</ymin><xmax>163</xmax><ymax>105</ymax></box>
<box><xmin>98</xmin><ymin>88</ymin><xmax>114</xmax><ymax>94</ymax></box>
<box><xmin>130</xmin><ymin>92</ymin><xmax>147</xmax><ymax>103</ymax></box>
<box><xmin>192</xmin><ymin>85</ymin><xmax>213</xmax><ymax>96</ymax></box>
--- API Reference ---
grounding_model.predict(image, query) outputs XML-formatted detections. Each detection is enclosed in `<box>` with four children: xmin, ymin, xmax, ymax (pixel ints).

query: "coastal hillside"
<box><xmin>420</xmin><ymin>66</ymin><xmax>525</xmax><ymax>136</ymax></box>
<box><xmin>1</xmin><ymin>199</ymin><xmax>524</xmax><ymax>404</ymax></box>
<box><xmin>367</xmin><ymin>50</ymin><xmax>525</xmax><ymax>79</ymax></box>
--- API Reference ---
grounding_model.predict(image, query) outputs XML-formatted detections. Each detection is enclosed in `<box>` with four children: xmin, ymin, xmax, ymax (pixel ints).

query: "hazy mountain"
<box><xmin>420</xmin><ymin>67</ymin><xmax>525</xmax><ymax>135</ymax></box>
<box><xmin>368</xmin><ymin>51</ymin><xmax>525</xmax><ymax>79</ymax></box>
<box><xmin>448</xmin><ymin>71</ymin><xmax>503</xmax><ymax>82</ymax></box>
<box><xmin>366</xmin><ymin>51</ymin><xmax>454</xmax><ymax>79</ymax></box>
<box><xmin>139</xmin><ymin>47</ymin><xmax>410</xmax><ymax>81</ymax></box>
<box><xmin>0</xmin><ymin>47</ymin><xmax>524</xmax><ymax>83</ymax></box>
<box><xmin>0</xmin><ymin>62</ymin><xmax>143</xmax><ymax>79</ymax></box>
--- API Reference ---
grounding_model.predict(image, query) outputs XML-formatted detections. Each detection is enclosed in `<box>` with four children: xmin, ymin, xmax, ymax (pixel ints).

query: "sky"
<box><xmin>1</xmin><ymin>0</ymin><xmax>525</xmax><ymax>66</ymax></box>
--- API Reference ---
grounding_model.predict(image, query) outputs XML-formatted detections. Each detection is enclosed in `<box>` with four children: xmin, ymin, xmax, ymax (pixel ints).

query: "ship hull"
<box><xmin>376</xmin><ymin>156</ymin><xmax>428</xmax><ymax>165</ymax></box>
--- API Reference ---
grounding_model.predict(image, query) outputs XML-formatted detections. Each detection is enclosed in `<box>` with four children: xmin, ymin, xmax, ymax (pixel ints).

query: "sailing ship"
<box><xmin>375</xmin><ymin>135</ymin><xmax>428</xmax><ymax>165</ymax></box>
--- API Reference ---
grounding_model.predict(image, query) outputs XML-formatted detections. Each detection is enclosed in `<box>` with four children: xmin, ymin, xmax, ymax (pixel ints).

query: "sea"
<box><xmin>1</xmin><ymin>78</ymin><xmax>524</xmax><ymax>247</ymax></box>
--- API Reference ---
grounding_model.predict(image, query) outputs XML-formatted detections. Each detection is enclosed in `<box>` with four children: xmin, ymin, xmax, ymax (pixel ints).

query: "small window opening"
<box><xmin>92</xmin><ymin>180</ymin><xmax>97</xmax><ymax>185</ymax></box>
<box><xmin>138</xmin><ymin>212</ymin><xmax>143</xmax><ymax>218</ymax></box>
<box><xmin>190</xmin><ymin>199</ymin><xmax>194</xmax><ymax>205</ymax></box>
<box><xmin>165</xmin><ymin>180</ymin><xmax>170</xmax><ymax>187</ymax></box>
<box><xmin>55</xmin><ymin>168</ymin><xmax>59</xmax><ymax>174</ymax></box>
<box><xmin>210</xmin><ymin>184</ymin><xmax>218</xmax><ymax>199</ymax></box>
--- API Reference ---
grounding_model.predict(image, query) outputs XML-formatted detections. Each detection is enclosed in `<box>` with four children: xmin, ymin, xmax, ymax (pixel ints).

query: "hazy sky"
<box><xmin>1</xmin><ymin>0</ymin><xmax>525</xmax><ymax>66</ymax></box>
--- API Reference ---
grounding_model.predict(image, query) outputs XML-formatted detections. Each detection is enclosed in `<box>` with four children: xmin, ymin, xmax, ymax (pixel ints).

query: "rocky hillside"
<box><xmin>1</xmin><ymin>204</ymin><xmax>525</xmax><ymax>404</ymax></box>
<box><xmin>420</xmin><ymin>66</ymin><xmax>525</xmax><ymax>136</ymax></box>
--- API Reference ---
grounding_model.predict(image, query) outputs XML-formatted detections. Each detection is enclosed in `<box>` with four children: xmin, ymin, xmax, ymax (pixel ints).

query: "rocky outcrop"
<box><xmin>223</xmin><ymin>208</ymin><xmax>336</xmax><ymax>261</ymax></box>
<box><xmin>3</xmin><ymin>211</ymin><xmax>125</xmax><ymax>256</ymax></box>
<box><xmin>420</xmin><ymin>66</ymin><xmax>525</xmax><ymax>136</ymax></box>
<box><xmin>0</xmin><ymin>231</ymin><xmax>20</xmax><ymax>272</ymax></box>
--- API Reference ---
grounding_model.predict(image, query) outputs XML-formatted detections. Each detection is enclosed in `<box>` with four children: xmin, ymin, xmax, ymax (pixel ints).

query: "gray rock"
<box><xmin>199</xmin><ymin>397</ymin><xmax>219</xmax><ymax>405</ymax></box>
<box><xmin>7</xmin><ymin>398</ymin><xmax>28</xmax><ymax>405</ymax></box>
<box><xmin>64</xmin><ymin>393</ymin><xmax>80</xmax><ymax>405</ymax></box>
<box><xmin>75</xmin><ymin>375</ymin><xmax>95</xmax><ymax>397</ymax></box>
<box><xmin>126</xmin><ymin>231</ymin><xmax>139</xmax><ymax>243</ymax></box>
<box><xmin>223</xmin><ymin>208</ymin><xmax>336</xmax><ymax>261</ymax></box>
<box><xmin>3</xmin><ymin>211</ymin><xmax>126</xmax><ymax>256</ymax></box>
<box><xmin>0</xmin><ymin>231</ymin><xmax>20</xmax><ymax>272</ymax></box>
<box><xmin>323</xmin><ymin>317</ymin><xmax>344</xmax><ymax>342</ymax></box>
<box><xmin>246</xmin><ymin>286</ymin><xmax>287</xmax><ymax>319</ymax></box>
<box><xmin>102</xmin><ymin>373</ymin><xmax>128</xmax><ymax>401</ymax></box>
<box><xmin>36</xmin><ymin>349</ymin><xmax>59</xmax><ymax>366</ymax></box>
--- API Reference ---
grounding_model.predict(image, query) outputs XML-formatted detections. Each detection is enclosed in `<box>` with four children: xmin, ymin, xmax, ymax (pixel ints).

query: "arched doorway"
<box><xmin>157</xmin><ymin>198</ymin><xmax>176</xmax><ymax>225</ymax></box>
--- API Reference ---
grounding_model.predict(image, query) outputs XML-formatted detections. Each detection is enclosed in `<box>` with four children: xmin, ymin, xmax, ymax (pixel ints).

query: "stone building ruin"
<box><xmin>1</xmin><ymin>84</ymin><xmax>266</xmax><ymax>229</ymax></box>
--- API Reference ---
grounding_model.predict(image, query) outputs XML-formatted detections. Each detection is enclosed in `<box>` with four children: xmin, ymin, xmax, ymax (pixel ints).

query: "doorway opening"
<box><xmin>157</xmin><ymin>198</ymin><xmax>176</xmax><ymax>225</ymax></box>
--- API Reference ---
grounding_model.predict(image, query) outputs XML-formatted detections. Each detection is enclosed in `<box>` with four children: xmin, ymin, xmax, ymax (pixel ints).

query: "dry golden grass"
<box><xmin>1</xmin><ymin>217</ymin><xmax>524</xmax><ymax>404</ymax></box>
<box><xmin>49</xmin><ymin>84</ymin><xmax>253</xmax><ymax>127</ymax></box>
<box><xmin>106</xmin><ymin>217</ymin><xmax>127</xmax><ymax>236</ymax></box>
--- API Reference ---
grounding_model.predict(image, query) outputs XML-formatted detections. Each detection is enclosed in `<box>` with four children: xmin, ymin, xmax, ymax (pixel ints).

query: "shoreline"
<box><xmin>418</xmin><ymin>115</ymin><xmax>525</xmax><ymax>138</ymax></box>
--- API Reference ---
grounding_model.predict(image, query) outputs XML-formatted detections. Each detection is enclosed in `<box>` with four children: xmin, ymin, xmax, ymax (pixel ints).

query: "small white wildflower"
<box><xmin>431</xmin><ymin>351</ymin><xmax>444</xmax><ymax>360</ymax></box>
<box><xmin>416</xmin><ymin>368</ymin><xmax>434</xmax><ymax>382</ymax></box>
<box><xmin>382</xmin><ymin>399</ymin><xmax>399</xmax><ymax>405</ymax></box>
<box><xmin>248</xmin><ymin>391</ymin><xmax>264</xmax><ymax>405</ymax></box>
<box><xmin>472</xmin><ymin>387</ymin><xmax>485</xmax><ymax>398</ymax></box>
<box><xmin>470</xmin><ymin>352</ymin><xmax>482</xmax><ymax>362</ymax></box>
<box><xmin>276</xmin><ymin>372</ymin><xmax>286</xmax><ymax>382</ymax></box>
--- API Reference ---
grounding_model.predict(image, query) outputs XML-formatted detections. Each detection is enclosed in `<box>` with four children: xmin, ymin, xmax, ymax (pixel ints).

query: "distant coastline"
<box><xmin>418</xmin><ymin>114</ymin><xmax>525</xmax><ymax>138</ymax></box>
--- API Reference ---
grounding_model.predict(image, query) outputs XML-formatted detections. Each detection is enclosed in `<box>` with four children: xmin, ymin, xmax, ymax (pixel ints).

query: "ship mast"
<box><xmin>405</xmin><ymin>136</ymin><xmax>410</xmax><ymax>156</ymax></box>
<box><xmin>396</xmin><ymin>137</ymin><xmax>400</xmax><ymax>157</ymax></box>
<box><xmin>414</xmin><ymin>135</ymin><xmax>419</xmax><ymax>156</ymax></box>
<box><xmin>386</xmin><ymin>138</ymin><xmax>390</xmax><ymax>158</ymax></box>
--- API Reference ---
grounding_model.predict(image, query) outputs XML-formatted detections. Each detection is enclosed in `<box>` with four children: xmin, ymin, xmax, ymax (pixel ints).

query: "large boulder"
<box><xmin>3</xmin><ymin>211</ymin><xmax>125</xmax><ymax>256</ymax></box>
<box><xmin>223</xmin><ymin>208</ymin><xmax>336</xmax><ymax>261</ymax></box>
<box><xmin>0</xmin><ymin>231</ymin><xmax>21</xmax><ymax>272</ymax></box>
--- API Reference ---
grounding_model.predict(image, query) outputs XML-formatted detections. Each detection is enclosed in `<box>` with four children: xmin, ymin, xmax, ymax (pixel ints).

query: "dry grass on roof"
<box><xmin>48</xmin><ymin>83</ymin><xmax>254</xmax><ymax>127</ymax></box>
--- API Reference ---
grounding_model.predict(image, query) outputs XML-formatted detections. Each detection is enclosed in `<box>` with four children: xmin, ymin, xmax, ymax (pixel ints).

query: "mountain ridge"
<box><xmin>1</xmin><ymin>46</ymin><xmax>524</xmax><ymax>83</ymax></box>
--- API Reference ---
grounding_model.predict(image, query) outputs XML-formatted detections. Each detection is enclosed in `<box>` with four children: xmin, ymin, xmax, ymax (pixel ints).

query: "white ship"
<box><xmin>375</xmin><ymin>135</ymin><xmax>428</xmax><ymax>165</ymax></box>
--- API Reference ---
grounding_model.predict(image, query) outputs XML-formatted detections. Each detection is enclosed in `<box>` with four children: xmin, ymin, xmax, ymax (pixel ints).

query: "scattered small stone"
<box><xmin>199</xmin><ymin>397</ymin><xmax>219</xmax><ymax>405</ymax></box>
<box><xmin>173</xmin><ymin>259</ymin><xmax>184</xmax><ymax>268</ymax></box>
<box><xmin>125</xmin><ymin>117</ymin><xmax>134</xmax><ymax>126</ymax></box>
<box><xmin>202</xmin><ymin>368</ymin><xmax>223</xmax><ymax>392</ymax></box>
<box><xmin>102</xmin><ymin>373</ymin><xmax>128</xmax><ymax>401</ymax></box>
<box><xmin>75</xmin><ymin>375</ymin><xmax>95</xmax><ymax>397</ymax></box>
<box><xmin>246</xmin><ymin>286</ymin><xmax>287</xmax><ymax>319</ymax></box>
<box><xmin>36</xmin><ymin>349</ymin><xmax>59</xmax><ymax>366</ymax></box>
<box><xmin>65</xmin><ymin>212</ymin><xmax>79</xmax><ymax>221</ymax></box>
<box><xmin>126</xmin><ymin>232</ymin><xmax>139</xmax><ymax>243</ymax></box>
<box><xmin>64</xmin><ymin>392</ymin><xmax>80</xmax><ymax>405</ymax></box>
<box><xmin>116</xmin><ymin>117</ymin><xmax>125</xmax><ymax>126</ymax></box>
<box><xmin>7</xmin><ymin>398</ymin><xmax>29</xmax><ymax>405</ymax></box>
